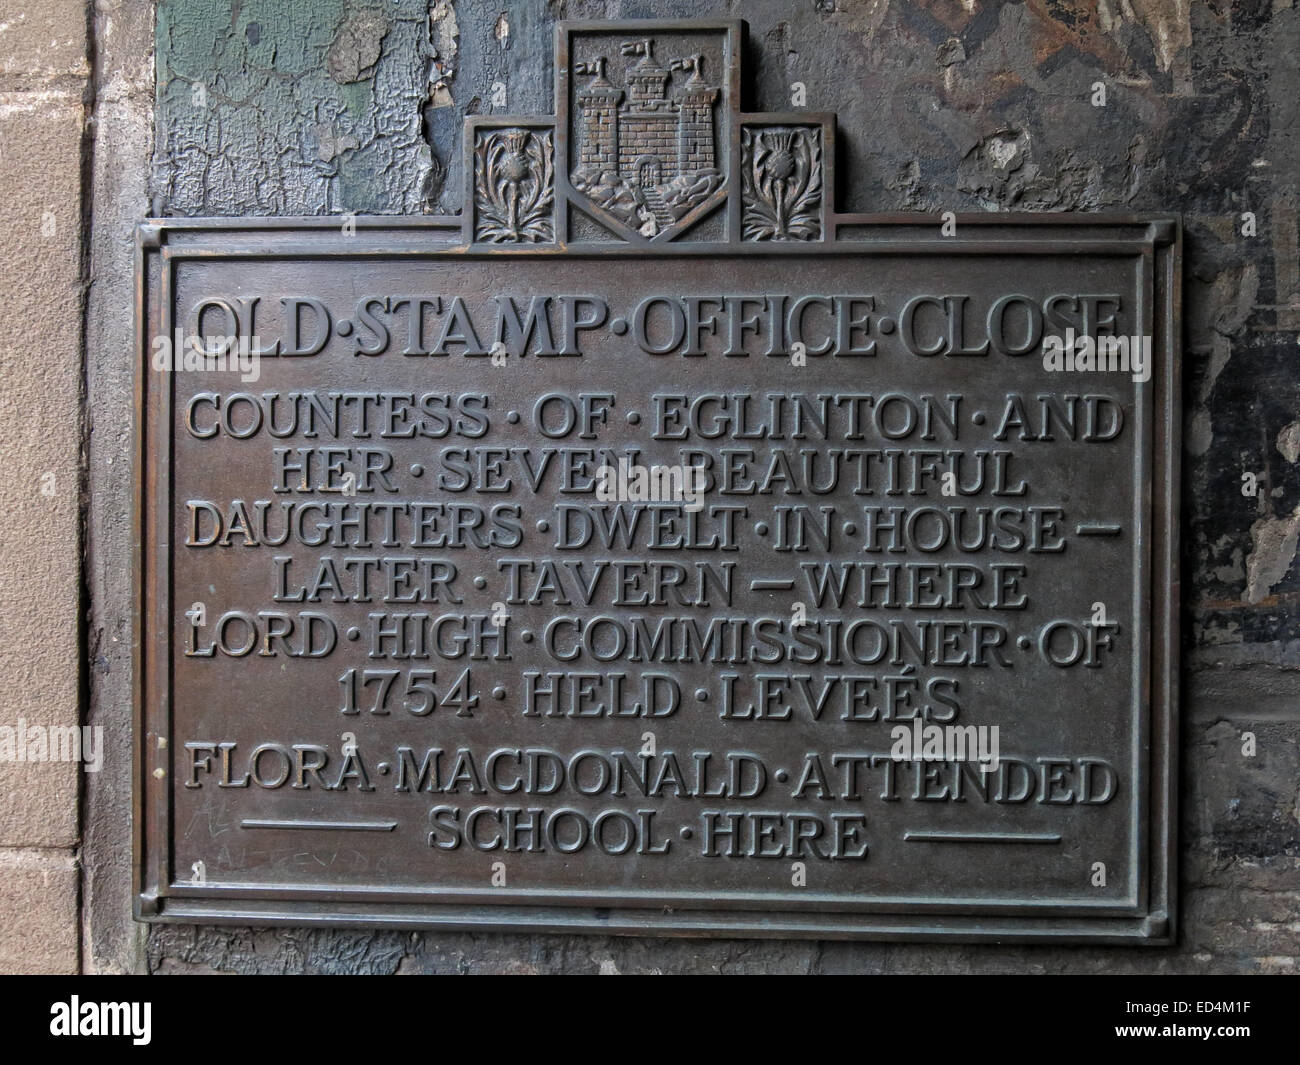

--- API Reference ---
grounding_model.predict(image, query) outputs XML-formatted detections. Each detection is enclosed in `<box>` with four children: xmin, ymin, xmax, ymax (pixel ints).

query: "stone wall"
<box><xmin>0</xmin><ymin>0</ymin><xmax>90</xmax><ymax>975</ymax></box>
<box><xmin>619</xmin><ymin>112</ymin><xmax>679</xmax><ymax>181</ymax></box>
<box><xmin>14</xmin><ymin>0</ymin><xmax>1295</xmax><ymax>973</ymax></box>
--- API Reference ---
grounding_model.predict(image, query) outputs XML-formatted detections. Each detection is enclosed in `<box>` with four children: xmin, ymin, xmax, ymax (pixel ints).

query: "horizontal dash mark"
<box><xmin>750</xmin><ymin>578</ymin><xmax>795</xmax><ymax>591</ymax></box>
<box><xmin>904</xmin><ymin>831</ymin><xmax>1062</xmax><ymax>845</ymax></box>
<box><xmin>242</xmin><ymin>819</ymin><xmax>397</xmax><ymax>832</ymax></box>
<box><xmin>1076</xmin><ymin>522</ymin><xmax>1122</xmax><ymax>536</ymax></box>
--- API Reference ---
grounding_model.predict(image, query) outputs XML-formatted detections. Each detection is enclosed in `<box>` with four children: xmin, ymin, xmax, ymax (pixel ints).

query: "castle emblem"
<box><xmin>570</xmin><ymin>38</ymin><xmax>725</xmax><ymax>238</ymax></box>
<box><xmin>465</xmin><ymin>20</ymin><xmax>829</xmax><ymax>245</ymax></box>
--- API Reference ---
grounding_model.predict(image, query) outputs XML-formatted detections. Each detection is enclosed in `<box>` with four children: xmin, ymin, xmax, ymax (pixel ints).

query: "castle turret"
<box><xmin>625</xmin><ymin>39</ymin><xmax>670</xmax><ymax>111</ymax></box>
<box><xmin>677</xmin><ymin>57</ymin><xmax>717</xmax><ymax>174</ymax></box>
<box><xmin>576</xmin><ymin>58</ymin><xmax>622</xmax><ymax>172</ymax></box>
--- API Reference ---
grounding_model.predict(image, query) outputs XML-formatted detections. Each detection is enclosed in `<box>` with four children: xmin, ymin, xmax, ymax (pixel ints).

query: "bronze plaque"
<box><xmin>135</xmin><ymin>19</ymin><xmax>1179</xmax><ymax>941</ymax></box>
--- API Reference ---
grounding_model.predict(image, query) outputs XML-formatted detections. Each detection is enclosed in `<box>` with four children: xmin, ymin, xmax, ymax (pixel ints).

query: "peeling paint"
<box><xmin>1185</xmin><ymin>261</ymin><xmax>1260</xmax><ymax>458</ymax></box>
<box><xmin>429</xmin><ymin>0</ymin><xmax>460</xmax><ymax>108</ymax></box>
<box><xmin>1278</xmin><ymin>421</ymin><xmax>1300</xmax><ymax>464</ymax></box>
<box><xmin>985</xmin><ymin>132</ymin><xmax>1023</xmax><ymax>172</ymax></box>
<box><xmin>1128</xmin><ymin>0</ymin><xmax>1192</xmax><ymax>77</ymax></box>
<box><xmin>313</xmin><ymin>121</ymin><xmax>358</xmax><ymax>162</ymax></box>
<box><xmin>326</xmin><ymin>9</ymin><xmax>390</xmax><ymax>84</ymax></box>
<box><xmin>154</xmin><ymin>1</ymin><xmax>437</xmax><ymax>214</ymax></box>
<box><xmin>822</xmin><ymin>0</ymin><xmax>893</xmax><ymax>43</ymax></box>
<box><xmin>937</xmin><ymin>37</ymin><xmax>965</xmax><ymax>67</ymax></box>
<box><xmin>1246</xmin><ymin>507</ymin><xmax>1300</xmax><ymax>604</ymax></box>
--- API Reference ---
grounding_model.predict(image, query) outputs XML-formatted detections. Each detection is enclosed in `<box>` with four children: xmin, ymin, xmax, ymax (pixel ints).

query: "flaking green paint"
<box><xmin>155</xmin><ymin>0</ymin><xmax>434</xmax><ymax>214</ymax></box>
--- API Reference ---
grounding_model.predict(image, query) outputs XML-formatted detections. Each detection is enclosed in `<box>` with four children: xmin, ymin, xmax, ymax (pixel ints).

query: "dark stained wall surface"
<box><xmin>132</xmin><ymin>0</ymin><xmax>1299</xmax><ymax>974</ymax></box>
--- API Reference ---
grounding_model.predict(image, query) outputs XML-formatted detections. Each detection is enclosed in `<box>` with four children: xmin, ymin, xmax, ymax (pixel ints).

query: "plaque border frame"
<box><xmin>134</xmin><ymin>213</ymin><xmax>1180</xmax><ymax>944</ymax></box>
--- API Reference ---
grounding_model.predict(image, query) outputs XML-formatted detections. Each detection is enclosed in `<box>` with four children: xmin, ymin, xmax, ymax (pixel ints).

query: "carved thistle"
<box><xmin>473</xmin><ymin>128</ymin><xmax>555</xmax><ymax>243</ymax></box>
<box><xmin>741</xmin><ymin>126</ymin><xmax>823</xmax><ymax>241</ymax></box>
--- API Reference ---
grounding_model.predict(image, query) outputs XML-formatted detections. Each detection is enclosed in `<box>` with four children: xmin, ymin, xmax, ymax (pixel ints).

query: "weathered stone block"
<box><xmin>0</xmin><ymin>90</ymin><xmax>85</xmax><ymax>848</ymax></box>
<box><xmin>0</xmin><ymin>848</ymin><xmax>78</xmax><ymax>973</ymax></box>
<box><xmin>0</xmin><ymin>0</ymin><xmax>88</xmax><ymax>81</ymax></box>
